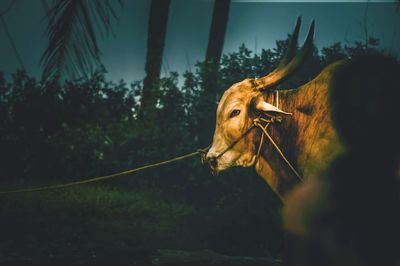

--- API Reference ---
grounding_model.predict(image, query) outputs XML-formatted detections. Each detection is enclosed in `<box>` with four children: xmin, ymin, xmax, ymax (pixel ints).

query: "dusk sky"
<box><xmin>1</xmin><ymin>0</ymin><xmax>399</xmax><ymax>84</ymax></box>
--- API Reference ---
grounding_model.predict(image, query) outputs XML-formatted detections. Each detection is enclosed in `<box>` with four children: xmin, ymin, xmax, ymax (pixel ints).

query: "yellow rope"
<box><xmin>215</xmin><ymin>125</ymin><xmax>256</xmax><ymax>159</ymax></box>
<box><xmin>256</xmin><ymin>122</ymin><xmax>269</xmax><ymax>160</ymax></box>
<box><xmin>0</xmin><ymin>113</ymin><xmax>303</xmax><ymax>195</ymax></box>
<box><xmin>0</xmin><ymin>149</ymin><xmax>206</xmax><ymax>195</ymax></box>
<box><xmin>255</xmin><ymin>121</ymin><xmax>303</xmax><ymax>182</ymax></box>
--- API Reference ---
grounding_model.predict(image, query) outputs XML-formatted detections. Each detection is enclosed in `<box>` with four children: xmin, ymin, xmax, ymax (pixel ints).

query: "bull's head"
<box><xmin>205</xmin><ymin>17</ymin><xmax>314</xmax><ymax>174</ymax></box>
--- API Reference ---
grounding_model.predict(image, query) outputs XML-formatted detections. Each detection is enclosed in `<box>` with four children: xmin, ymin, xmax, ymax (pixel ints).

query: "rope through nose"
<box><xmin>215</xmin><ymin>124</ymin><xmax>256</xmax><ymax>159</ymax></box>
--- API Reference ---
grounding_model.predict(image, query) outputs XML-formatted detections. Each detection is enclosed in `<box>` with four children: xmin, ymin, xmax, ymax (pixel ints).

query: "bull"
<box><xmin>205</xmin><ymin>18</ymin><xmax>345</xmax><ymax>200</ymax></box>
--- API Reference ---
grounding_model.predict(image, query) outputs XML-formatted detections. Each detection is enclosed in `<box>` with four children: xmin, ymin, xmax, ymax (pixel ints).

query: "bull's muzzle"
<box><xmin>205</xmin><ymin>152</ymin><xmax>219</xmax><ymax>175</ymax></box>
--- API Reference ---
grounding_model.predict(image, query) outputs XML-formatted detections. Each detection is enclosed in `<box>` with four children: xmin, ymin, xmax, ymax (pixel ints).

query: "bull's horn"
<box><xmin>252</xmin><ymin>19</ymin><xmax>315</xmax><ymax>90</ymax></box>
<box><xmin>275</xmin><ymin>16</ymin><xmax>302</xmax><ymax>71</ymax></box>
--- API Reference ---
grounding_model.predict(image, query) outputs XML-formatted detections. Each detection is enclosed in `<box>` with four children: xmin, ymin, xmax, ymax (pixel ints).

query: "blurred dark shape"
<box><xmin>283</xmin><ymin>54</ymin><xmax>400</xmax><ymax>266</ymax></box>
<box><xmin>330</xmin><ymin>54</ymin><xmax>400</xmax><ymax>151</ymax></box>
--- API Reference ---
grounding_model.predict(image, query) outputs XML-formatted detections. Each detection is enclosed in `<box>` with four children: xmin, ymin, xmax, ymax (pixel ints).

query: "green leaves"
<box><xmin>41</xmin><ymin>0</ymin><xmax>121</xmax><ymax>82</ymax></box>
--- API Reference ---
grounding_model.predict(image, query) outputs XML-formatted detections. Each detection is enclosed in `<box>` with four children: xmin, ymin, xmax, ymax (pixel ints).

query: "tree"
<box><xmin>197</xmin><ymin>0</ymin><xmax>231</xmax><ymax>147</ymax></box>
<box><xmin>205</xmin><ymin>0</ymin><xmax>231</xmax><ymax>65</ymax></box>
<box><xmin>321</xmin><ymin>42</ymin><xmax>347</xmax><ymax>65</ymax></box>
<box><xmin>139</xmin><ymin>0</ymin><xmax>171</xmax><ymax>119</ymax></box>
<box><xmin>41</xmin><ymin>0</ymin><xmax>120</xmax><ymax>82</ymax></box>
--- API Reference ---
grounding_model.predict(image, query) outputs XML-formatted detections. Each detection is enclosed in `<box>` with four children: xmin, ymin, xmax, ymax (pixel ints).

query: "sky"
<box><xmin>0</xmin><ymin>0</ymin><xmax>399</xmax><ymax>84</ymax></box>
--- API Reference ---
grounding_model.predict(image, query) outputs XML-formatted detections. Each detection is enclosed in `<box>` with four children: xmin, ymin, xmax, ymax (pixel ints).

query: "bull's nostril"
<box><xmin>207</xmin><ymin>156</ymin><xmax>218</xmax><ymax>168</ymax></box>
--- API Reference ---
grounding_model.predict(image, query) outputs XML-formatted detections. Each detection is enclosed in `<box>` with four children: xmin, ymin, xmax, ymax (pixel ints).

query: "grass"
<box><xmin>0</xmin><ymin>185</ymin><xmax>197</xmax><ymax>265</ymax></box>
<box><xmin>0</xmin><ymin>173</ymin><xmax>283</xmax><ymax>265</ymax></box>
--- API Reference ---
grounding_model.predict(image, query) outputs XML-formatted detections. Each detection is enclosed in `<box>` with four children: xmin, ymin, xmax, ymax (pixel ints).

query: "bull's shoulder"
<box><xmin>288</xmin><ymin>59</ymin><xmax>349</xmax><ymax>105</ymax></box>
<box><xmin>307</xmin><ymin>59</ymin><xmax>349</xmax><ymax>89</ymax></box>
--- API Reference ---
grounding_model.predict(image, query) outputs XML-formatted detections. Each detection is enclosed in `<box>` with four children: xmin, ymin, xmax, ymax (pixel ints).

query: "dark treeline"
<box><xmin>0</xmin><ymin>36</ymin><xmax>383</xmax><ymax>184</ymax></box>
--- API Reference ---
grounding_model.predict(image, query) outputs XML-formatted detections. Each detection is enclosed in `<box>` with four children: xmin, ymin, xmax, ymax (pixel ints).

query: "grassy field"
<box><xmin>0</xmin><ymin>185</ymin><xmax>199</xmax><ymax>265</ymax></box>
<box><xmin>0</xmin><ymin>177</ymin><xmax>282</xmax><ymax>266</ymax></box>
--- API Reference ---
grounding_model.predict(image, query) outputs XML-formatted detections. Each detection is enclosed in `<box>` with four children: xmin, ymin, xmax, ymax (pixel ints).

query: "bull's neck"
<box><xmin>254</xmin><ymin>89</ymin><xmax>306</xmax><ymax>198</ymax></box>
<box><xmin>255</xmin><ymin>83</ymin><xmax>339</xmax><ymax>198</ymax></box>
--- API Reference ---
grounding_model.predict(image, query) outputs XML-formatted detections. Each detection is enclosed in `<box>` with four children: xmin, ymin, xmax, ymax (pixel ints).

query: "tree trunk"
<box><xmin>206</xmin><ymin>0</ymin><xmax>231</xmax><ymax>64</ymax></box>
<box><xmin>197</xmin><ymin>0</ymin><xmax>231</xmax><ymax>147</ymax></box>
<box><xmin>140</xmin><ymin>0</ymin><xmax>171</xmax><ymax>118</ymax></box>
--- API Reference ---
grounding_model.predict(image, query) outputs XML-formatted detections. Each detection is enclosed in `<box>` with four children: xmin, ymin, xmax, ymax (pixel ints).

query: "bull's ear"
<box><xmin>255</xmin><ymin>100</ymin><xmax>292</xmax><ymax>115</ymax></box>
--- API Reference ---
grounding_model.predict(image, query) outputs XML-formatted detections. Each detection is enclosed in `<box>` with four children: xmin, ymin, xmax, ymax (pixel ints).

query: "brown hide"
<box><xmin>255</xmin><ymin>60</ymin><xmax>346</xmax><ymax>198</ymax></box>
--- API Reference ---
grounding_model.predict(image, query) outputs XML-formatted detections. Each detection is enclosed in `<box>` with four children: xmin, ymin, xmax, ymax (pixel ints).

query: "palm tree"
<box><xmin>41</xmin><ymin>0</ymin><xmax>120</xmax><ymax>81</ymax></box>
<box><xmin>139</xmin><ymin>0</ymin><xmax>171</xmax><ymax>118</ymax></box>
<box><xmin>197</xmin><ymin>0</ymin><xmax>231</xmax><ymax>146</ymax></box>
<box><xmin>41</xmin><ymin>0</ymin><xmax>171</xmax><ymax>121</ymax></box>
<box><xmin>205</xmin><ymin>0</ymin><xmax>231</xmax><ymax>64</ymax></box>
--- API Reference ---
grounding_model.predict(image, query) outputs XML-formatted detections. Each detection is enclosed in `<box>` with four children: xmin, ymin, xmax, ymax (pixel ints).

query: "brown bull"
<box><xmin>205</xmin><ymin>18</ymin><xmax>345</xmax><ymax>200</ymax></box>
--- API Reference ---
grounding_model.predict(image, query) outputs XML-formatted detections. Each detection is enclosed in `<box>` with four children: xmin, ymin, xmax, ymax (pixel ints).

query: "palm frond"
<box><xmin>41</xmin><ymin>0</ymin><xmax>120</xmax><ymax>82</ymax></box>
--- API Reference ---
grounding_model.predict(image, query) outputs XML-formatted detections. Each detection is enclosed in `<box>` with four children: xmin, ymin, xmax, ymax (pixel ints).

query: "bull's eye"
<box><xmin>229</xmin><ymin>109</ymin><xmax>241</xmax><ymax>118</ymax></box>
